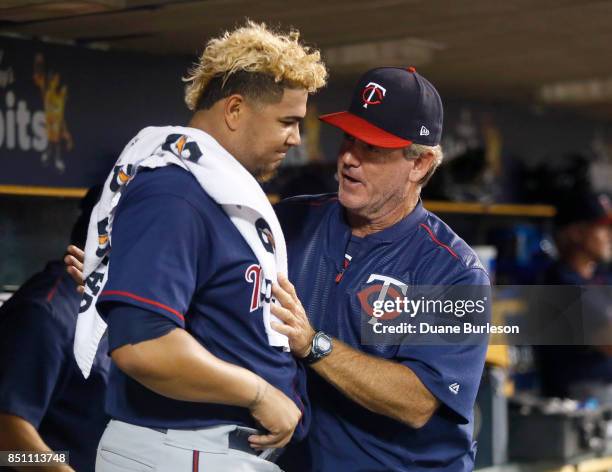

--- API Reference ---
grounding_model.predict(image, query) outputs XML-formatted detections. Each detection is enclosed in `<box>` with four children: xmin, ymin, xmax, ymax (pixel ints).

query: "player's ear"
<box><xmin>224</xmin><ymin>94</ymin><xmax>246</xmax><ymax>132</ymax></box>
<box><xmin>408</xmin><ymin>150</ymin><xmax>435</xmax><ymax>183</ymax></box>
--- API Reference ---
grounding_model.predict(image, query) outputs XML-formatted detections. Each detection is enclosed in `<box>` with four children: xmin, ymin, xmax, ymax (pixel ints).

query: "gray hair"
<box><xmin>403</xmin><ymin>143</ymin><xmax>443</xmax><ymax>185</ymax></box>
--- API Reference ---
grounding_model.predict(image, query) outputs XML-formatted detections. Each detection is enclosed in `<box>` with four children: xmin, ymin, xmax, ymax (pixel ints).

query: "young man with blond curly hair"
<box><xmin>69</xmin><ymin>22</ymin><xmax>326</xmax><ymax>472</ymax></box>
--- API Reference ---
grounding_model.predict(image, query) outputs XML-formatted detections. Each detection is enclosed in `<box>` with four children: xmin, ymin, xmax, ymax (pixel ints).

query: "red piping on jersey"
<box><xmin>419</xmin><ymin>223</ymin><xmax>459</xmax><ymax>259</ymax></box>
<box><xmin>192</xmin><ymin>450</ymin><xmax>199</xmax><ymax>472</ymax></box>
<box><xmin>335</xmin><ymin>257</ymin><xmax>351</xmax><ymax>283</ymax></box>
<box><xmin>100</xmin><ymin>290</ymin><xmax>185</xmax><ymax>321</ymax></box>
<box><xmin>46</xmin><ymin>276</ymin><xmax>62</xmax><ymax>302</ymax></box>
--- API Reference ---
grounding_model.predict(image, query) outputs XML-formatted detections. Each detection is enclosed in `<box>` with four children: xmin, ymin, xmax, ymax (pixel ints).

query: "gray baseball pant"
<box><xmin>95</xmin><ymin>419</ymin><xmax>284</xmax><ymax>471</ymax></box>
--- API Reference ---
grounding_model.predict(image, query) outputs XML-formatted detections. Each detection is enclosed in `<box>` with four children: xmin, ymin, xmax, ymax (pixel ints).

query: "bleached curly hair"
<box><xmin>183</xmin><ymin>21</ymin><xmax>327</xmax><ymax>111</ymax></box>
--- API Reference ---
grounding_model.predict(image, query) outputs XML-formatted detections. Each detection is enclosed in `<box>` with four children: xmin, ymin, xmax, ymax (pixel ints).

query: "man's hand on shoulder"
<box><xmin>64</xmin><ymin>245</ymin><xmax>85</xmax><ymax>294</ymax></box>
<box><xmin>270</xmin><ymin>274</ymin><xmax>316</xmax><ymax>358</ymax></box>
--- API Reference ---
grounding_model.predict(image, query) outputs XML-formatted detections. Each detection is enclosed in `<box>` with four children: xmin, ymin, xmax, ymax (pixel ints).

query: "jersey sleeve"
<box><xmin>97</xmin><ymin>192</ymin><xmax>207</xmax><ymax>328</ymax></box>
<box><xmin>0</xmin><ymin>301</ymin><xmax>69</xmax><ymax>427</ymax></box>
<box><xmin>105</xmin><ymin>304</ymin><xmax>178</xmax><ymax>352</ymax></box>
<box><xmin>397</xmin><ymin>267</ymin><xmax>490</xmax><ymax>424</ymax></box>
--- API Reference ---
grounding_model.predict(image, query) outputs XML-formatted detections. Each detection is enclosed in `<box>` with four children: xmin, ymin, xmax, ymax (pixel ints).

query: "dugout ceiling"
<box><xmin>1</xmin><ymin>0</ymin><xmax>612</xmax><ymax>119</ymax></box>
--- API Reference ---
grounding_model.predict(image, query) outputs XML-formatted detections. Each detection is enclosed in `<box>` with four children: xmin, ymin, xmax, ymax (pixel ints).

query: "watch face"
<box><xmin>315</xmin><ymin>334</ymin><xmax>332</xmax><ymax>353</ymax></box>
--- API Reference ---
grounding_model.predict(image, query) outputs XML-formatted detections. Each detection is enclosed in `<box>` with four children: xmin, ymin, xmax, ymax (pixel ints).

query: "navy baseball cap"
<box><xmin>319</xmin><ymin>66</ymin><xmax>443</xmax><ymax>148</ymax></box>
<box><xmin>555</xmin><ymin>192</ymin><xmax>612</xmax><ymax>227</ymax></box>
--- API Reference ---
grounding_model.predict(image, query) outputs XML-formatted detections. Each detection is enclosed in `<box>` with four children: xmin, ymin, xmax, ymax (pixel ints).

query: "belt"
<box><xmin>150</xmin><ymin>426</ymin><xmax>283</xmax><ymax>463</ymax></box>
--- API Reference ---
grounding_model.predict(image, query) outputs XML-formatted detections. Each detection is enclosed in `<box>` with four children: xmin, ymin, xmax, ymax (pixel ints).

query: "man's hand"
<box><xmin>248</xmin><ymin>378</ymin><xmax>302</xmax><ymax>449</ymax></box>
<box><xmin>63</xmin><ymin>245</ymin><xmax>84</xmax><ymax>294</ymax></box>
<box><xmin>110</xmin><ymin>328</ymin><xmax>301</xmax><ymax>450</ymax></box>
<box><xmin>270</xmin><ymin>274</ymin><xmax>316</xmax><ymax>359</ymax></box>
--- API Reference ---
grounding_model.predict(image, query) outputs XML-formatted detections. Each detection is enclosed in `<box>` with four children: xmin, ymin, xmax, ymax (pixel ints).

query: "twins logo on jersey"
<box><xmin>162</xmin><ymin>134</ymin><xmax>203</xmax><ymax>163</ymax></box>
<box><xmin>357</xmin><ymin>273</ymin><xmax>408</xmax><ymax>322</ymax></box>
<box><xmin>245</xmin><ymin>264</ymin><xmax>273</xmax><ymax>312</ymax></box>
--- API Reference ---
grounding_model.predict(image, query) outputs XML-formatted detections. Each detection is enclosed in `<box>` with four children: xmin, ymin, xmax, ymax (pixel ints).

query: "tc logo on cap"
<box><xmin>362</xmin><ymin>82</ymin><xmax>386</xmax><ymax>109</ymax></box>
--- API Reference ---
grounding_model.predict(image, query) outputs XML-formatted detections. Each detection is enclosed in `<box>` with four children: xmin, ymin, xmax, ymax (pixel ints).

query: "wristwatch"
<box><xmin>304</xmin><ymin>331</ymin><xmax>333</xmax><ymax>365</ymax></box>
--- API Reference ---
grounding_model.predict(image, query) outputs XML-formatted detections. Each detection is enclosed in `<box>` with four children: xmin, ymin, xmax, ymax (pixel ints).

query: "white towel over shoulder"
<box><xmin>74</xmin><ymin>126</ymin><xmax>289</xmax><ymax>378</ymax></box>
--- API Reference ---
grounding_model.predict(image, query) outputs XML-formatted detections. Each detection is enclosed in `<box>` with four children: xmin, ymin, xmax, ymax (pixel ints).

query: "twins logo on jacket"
<box><xmin>357</xmin><ymin>273</ymin><xmax>407</xmax><ymax>323</ymax></box>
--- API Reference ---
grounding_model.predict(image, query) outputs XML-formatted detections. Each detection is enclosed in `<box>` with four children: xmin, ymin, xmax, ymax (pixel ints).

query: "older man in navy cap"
<box><xmin>273</xmin><ymin>67</ymin><xmax>491</xmax><ymax>471</ymax></box>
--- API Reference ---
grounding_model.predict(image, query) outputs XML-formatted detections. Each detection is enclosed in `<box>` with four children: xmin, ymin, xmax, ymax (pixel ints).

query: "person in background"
<box><xmin>0</xmin><ymin>186</ymin><xmax>110</xmax><ymax>472</ymax></box>
<box><xmin>537</xmin><ymin>192</ymin><xmax>612</xmax><ymax>401</ymax></box>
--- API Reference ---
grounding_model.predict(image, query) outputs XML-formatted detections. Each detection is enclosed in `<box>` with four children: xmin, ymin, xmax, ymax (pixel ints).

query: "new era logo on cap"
<box><xmin>449</xmin><ymin>382</ymin><xmax>460</xmax><ymax>395</ymax></box>
<box><xmin>318</xmin><ymin>67</ymin><xmax>443</xmax><ymax>149</ymax></box>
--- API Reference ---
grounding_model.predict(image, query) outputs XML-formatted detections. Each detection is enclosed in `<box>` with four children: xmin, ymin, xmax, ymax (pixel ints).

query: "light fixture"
<box><xmin>324</xmin><ymin>37</ymin><xmax>444</xmax><ymax>68</ymax></box>
<box><xmin>538</xmin><ymin>77</ymin><xmax>612</xmax><ymax>104</ymax></box>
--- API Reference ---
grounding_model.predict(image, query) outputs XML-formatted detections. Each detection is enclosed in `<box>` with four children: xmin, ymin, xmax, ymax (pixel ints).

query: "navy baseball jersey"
<box><xmin>96</xmin><ymin>165</ymin><xmax>309</xmax><ymax>438</ymax></box>
<box><xmin>0</xmin><ymin>261</ymin><xmax>110</xmax><ymax>472</ymax></box>
<box><xmin>276</xmin><ymin>195</ymin><xmax>490</xmax><ymax>472</ymax></box>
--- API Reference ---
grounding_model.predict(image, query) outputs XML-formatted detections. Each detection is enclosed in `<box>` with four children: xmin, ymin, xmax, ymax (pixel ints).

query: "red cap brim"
<box><xmin>319</xmin><ymin>111</ymin><xmax>412</xmax><ymax>149</ymax></box>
